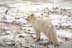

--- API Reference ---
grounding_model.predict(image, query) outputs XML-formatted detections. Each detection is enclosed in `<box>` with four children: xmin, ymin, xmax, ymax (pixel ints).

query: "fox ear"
<box><xmin>30</xmin><ymin>14</ymin><xmax>34</xmax><ymax>16</ymax></box>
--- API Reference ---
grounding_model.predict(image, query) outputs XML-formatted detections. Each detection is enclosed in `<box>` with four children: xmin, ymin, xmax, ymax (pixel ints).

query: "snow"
<box><xmin>57</xmin><ymin>30</ymin><xmax>72</xmax><ymax>40</ymax></box>
<box><xmin>0</xmin><ymin>1</ymin><xmax>72</xmax><ymax>48</ymax></box>
<box><xmin>4</xmin><ymin>15</ymin><xmax>15</xmax><ymax>23</ymax></box>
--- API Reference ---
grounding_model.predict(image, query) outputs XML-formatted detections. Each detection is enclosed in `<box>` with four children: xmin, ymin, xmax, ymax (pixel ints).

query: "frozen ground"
<box><xmin>0</xmin><ymin>1</ymin><xmax>72</xmax><ymax>48</ymax></box>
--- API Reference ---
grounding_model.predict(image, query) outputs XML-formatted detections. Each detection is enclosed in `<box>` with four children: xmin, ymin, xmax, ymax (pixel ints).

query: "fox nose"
<box><xmin>25</xmin><ymin>18</ymin><xmax>27</xmax><ymax>20</ymax></box>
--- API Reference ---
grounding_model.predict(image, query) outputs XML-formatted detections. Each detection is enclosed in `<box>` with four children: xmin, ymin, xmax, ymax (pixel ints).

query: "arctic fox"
<box><xmin>26</xmin><ymin>14</ymin><xmax>59</xmax><ymax>45</ymax></box>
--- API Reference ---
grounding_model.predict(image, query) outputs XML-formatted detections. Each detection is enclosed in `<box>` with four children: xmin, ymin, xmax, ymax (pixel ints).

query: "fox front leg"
<box><xmin>34</xmin><ymin>29</ymin><xmax>40</xmax><ymax>42</ymax></box>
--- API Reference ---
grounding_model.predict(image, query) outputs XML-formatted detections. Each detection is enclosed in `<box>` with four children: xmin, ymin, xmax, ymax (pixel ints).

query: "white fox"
<box><xmin>26</xmin><ymin>14</ymin><xmax>61</xmax><ymax>46</ymax></box>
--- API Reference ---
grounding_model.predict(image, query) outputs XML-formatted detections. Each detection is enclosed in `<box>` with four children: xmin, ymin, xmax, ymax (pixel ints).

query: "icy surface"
<box><xmin>0</xmin><ymin>1</ymin><xmax>72</xmax><ymax>48</ymax></box>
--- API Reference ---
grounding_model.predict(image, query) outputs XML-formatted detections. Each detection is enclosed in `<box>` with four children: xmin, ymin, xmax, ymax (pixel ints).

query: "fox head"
<box><xmin>25</xmin><ymin>14</ymin><xmax>36</xmax><ymax>23</ymax></box>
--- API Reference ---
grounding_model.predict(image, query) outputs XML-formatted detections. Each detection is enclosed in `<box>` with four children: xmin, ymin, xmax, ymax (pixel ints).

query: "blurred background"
<box><xmin>0</xmin><ymin>0</ymin><xmax>72</xmax><ymax>48</ymax></box>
